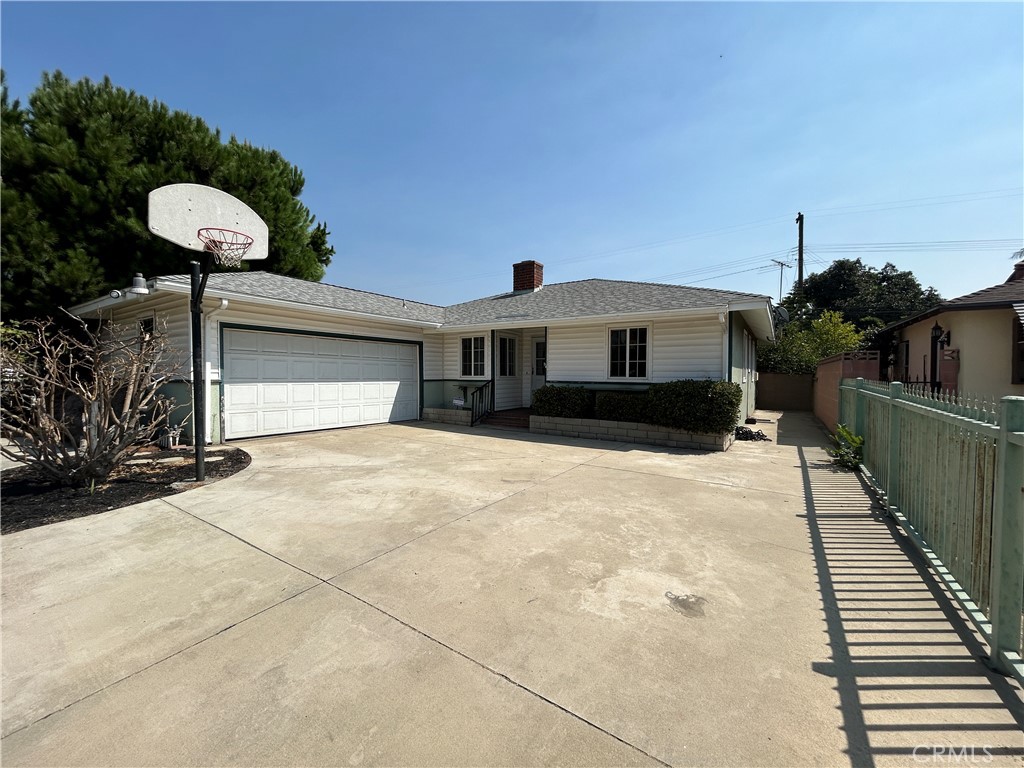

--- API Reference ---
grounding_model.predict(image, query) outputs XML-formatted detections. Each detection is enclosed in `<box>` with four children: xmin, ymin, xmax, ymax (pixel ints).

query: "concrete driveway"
<box><xmin>2</xmin><ymin>415</ymin><xmax>1021</xmax><ymax>767</ymax></box>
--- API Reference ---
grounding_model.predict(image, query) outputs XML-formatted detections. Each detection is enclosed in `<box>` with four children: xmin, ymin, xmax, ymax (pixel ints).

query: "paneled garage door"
<box><xmin>223</xmin><ymin>329</ymin><xmax>419</xmax><ymax>439</ymax></box>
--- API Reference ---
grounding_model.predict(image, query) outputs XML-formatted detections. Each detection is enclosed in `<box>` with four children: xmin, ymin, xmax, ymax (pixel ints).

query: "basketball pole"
<box><xmin>189</xmin><ymin>255</ymin><xmax>212</xmax><ymax>482</ymax></box>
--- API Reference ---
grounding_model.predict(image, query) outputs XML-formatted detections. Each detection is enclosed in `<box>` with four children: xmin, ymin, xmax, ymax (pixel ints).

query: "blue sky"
<box><xmin>3</xmin><ymin>1</ymin><xmax>1022</xmax><ymax>306</ymax></box>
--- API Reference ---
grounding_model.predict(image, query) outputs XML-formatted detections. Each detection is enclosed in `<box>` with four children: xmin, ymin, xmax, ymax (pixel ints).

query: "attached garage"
<box><xmin>222</xmin><ymin>328</ymin><xmax>419</xmax><ymax>439</ymax></box>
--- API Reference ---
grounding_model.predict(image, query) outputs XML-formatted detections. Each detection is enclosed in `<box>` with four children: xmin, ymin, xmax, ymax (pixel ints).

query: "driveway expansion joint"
<box><xmin>329</xmin><ymin>583</ymin><xmax>673</xmax><ymax>768</ymax></box>
<box><xmin>0</xmin><ymin>581</ymin><xmax>323</xmax><ymax>741</ymax></box>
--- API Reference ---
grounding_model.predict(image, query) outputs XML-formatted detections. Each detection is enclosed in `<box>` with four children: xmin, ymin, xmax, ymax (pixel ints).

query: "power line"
<box><xmin>803</xmin><ymin>188</ymin><xmax>1023</xmax><ymax>218</ymax></box>
<box><xmin>808</xmin><ymin>239</ymin><xmax>1021</xmax><ymax>253</ymax></box>
<box><xmin>390</xmin><ymin>188</ymin><xmax>1024</xmax><ymax>290</ymax></box>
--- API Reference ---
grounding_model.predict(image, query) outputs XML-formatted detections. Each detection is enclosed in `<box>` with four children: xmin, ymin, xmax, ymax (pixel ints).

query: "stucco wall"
<box><xmin>900</xmin><ymin>309</ymin><xmax>1023</xmax><ymax>400</ymax></box>
<box><xmin>813</xmin><ymin>353</ymin><xmax>880</xmax><ymax>433</ymax></box>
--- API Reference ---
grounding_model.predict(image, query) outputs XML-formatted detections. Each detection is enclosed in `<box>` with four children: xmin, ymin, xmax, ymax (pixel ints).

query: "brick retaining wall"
<box><xmin>530</xmin><ymin>415</ymin><xmax>733</xmax><ymax>452</ymax></box>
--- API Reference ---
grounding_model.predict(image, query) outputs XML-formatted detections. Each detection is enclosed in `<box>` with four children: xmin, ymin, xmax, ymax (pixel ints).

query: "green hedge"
<box><xmin>530</xmin><ymin>385</ymin><xmax>590</xmax><ymax>418</ymax></box>
<box><xmin>595</xmin><ymin>391</ymin><xmax>649</xmax><ymax>423</ymax></box>
<box><xmin>532</xmin><ymin>380</ymin><xmax>742</xmax><ymax>435</ymax></box>
<box><xmin>646</xmin><ymin>380</ymin><xmax>742</xmax><ymax>435</ymax></box>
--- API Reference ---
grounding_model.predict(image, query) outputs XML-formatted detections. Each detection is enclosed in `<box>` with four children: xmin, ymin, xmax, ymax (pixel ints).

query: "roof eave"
<box><xmin>70</xmin><ymin>292</ymin><xmax>152</xmax><ymax>317</ymax></box>
<box><xmin>150</xmin><ymin>279</ymin><xmax>444</xmax><ymax>329</ymax></box>
<box><xmin>881</xmin><ymin>299</ymin><xmax>1019</xmax><ymax>334</ymax></box>
<box><xmin>729</xmin><ymin>298</ymin><xmax>776</xmax><ymax>341</ymax></box>
<box><xmin>433</xmin><ymin>304</ymin><xmax>733</xmax><ymax>334</ymax></box>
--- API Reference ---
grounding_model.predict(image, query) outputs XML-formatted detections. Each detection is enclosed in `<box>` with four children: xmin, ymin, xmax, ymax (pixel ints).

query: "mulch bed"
<box><xmin>1</xmin><ymin>447</ymin><xmax>251</xmax><ymax>535</ymax></box>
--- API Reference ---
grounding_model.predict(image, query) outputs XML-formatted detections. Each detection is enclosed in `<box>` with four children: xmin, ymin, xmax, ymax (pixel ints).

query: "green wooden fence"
<box><xmin>839</xmin><ymin>378</ymin><xmax>1024</xmax><ymax>684</ymax></box>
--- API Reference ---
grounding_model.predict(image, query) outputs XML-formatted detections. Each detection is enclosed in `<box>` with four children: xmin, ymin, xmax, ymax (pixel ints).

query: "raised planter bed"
<box><xmin>530</xmin><ymin>415</ymin><xmax>734</xmax><ymax>452</ymax></box>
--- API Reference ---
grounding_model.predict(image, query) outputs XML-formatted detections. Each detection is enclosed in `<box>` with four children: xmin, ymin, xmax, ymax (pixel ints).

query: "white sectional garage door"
<box><xmin>223</xmin><ymin>329</ymin><xmax>419</xmax><ymax>439</ymax></box>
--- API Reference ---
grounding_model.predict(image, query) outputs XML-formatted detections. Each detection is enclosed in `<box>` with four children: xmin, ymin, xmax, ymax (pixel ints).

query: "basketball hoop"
<box><xmin>197</xmin><ymin>228</ymin><xmax>254</xmax><ymax>268</ymax></box>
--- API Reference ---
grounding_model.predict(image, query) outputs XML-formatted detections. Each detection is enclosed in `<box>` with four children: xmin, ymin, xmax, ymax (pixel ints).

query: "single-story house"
<box><xmin>880</xmin><ymin>259</ymin><xmax>1024</xmax><ymax>400</ymax></box>
<box><xmin>71</xmin><ymin>261</ymin><xmax>776</xmax><ymax>442</ymax></box>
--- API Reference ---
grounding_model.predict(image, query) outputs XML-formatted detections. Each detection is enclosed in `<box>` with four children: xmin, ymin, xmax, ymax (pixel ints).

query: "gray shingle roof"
<box><xmin>943</xmin><ymin>273</ymin><xmax>1023</xmax><ymax>308</ymax></box>
<box><xmin>157</xmin><ymin>272</ymin><xmax>445</xmax><ymax>324</ymax></box>
<box><xmin>153</xmin><ymin>272</ymin><xmax>769</xmax><ymax>328</ymax></box>
<box><xmin>442</xmin><ymin>279</ymin><xmax>770</xmax><ymax>327</ymax></box>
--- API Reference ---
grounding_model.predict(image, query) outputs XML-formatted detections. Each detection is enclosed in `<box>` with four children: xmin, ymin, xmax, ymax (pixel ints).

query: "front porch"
<box><xmin>422</xmin><ymin>326</ymin><xmax>548</xmax><ymax>421</ymax></box>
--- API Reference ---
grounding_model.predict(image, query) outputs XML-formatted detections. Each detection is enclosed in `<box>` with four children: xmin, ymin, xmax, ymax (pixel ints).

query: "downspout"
<box><xmin>205</xmin><ymin>298</ymin><xmax>229</xmax><ymax>443</ymax></box>
<box><xmin>723</xmin><ymin>312</ymin><xmax>732</xmax><ymax>381</ymax></box>
<box><xmin>490</xmin><ymin>329</ymin><xmax>497</xmax><ymax>412</ymax></box>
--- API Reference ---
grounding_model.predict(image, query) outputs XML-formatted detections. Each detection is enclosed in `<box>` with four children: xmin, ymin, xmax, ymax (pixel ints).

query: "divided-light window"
<box><xmin>609</xmin><ymin>327</ymin><xmax>648</xmax><ymax>378</ymax></box>
<box><xmin>499</xmin><ymin>337</ymin><xmax>516</xmax><ymax>377</ymax></box>
<box><xmin>461</xmin><ymin>336</ymin><xmax>485</xmax><ymax>377</ymax></box>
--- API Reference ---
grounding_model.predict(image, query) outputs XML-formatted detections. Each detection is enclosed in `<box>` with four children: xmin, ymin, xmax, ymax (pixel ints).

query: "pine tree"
<box><xmin>1</xmin><ymin>71</ymin><xmax>335</xmax><ymax>320</ymax></box>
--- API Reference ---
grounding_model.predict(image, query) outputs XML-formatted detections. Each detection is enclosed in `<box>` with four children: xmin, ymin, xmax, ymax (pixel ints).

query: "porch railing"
<box><xmin>839</xmin><ymin>378</ymin><xmax>1024</xmax><ymax>683</ymax></box>
<box><xmin>469</xmin><ymin>381</ymin><xmax>492</xmax><ymax>426</ymax></box>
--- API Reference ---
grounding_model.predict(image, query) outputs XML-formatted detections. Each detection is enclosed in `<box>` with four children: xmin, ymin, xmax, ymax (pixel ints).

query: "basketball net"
<box><xmin>197</xmin><ymin>228</ymin><xmax>254</xmax><ymax>268</ymax></box>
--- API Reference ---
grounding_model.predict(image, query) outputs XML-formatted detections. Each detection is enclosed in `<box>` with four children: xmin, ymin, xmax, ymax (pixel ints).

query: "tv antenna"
<box><xmin>770</xmin><ymin>258</ymin><xmax>793</xmax><ymax>302</ymax></box>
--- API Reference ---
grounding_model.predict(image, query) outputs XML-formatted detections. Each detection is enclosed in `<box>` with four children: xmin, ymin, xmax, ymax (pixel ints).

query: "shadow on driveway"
<box><xmin>780</xmin><ymin>412</ymin><xmax>1024</xmax><ymax>767</ymax></box>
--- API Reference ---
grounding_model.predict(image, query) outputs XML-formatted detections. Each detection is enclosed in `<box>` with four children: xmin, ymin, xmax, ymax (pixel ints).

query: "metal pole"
<box><xmin>190</xmin><ymin>260</ymin><xmax>206</xmax><ymax>482</ymax></box>
<box><xmin>796</xmin><ymin>212</ymin><xmax>804</xmax><ymax>295</ymax></box>
<box><xmin>770</xmin><ymin>259</ymin><xmax>791</xmax><ymax>303</ymax></box>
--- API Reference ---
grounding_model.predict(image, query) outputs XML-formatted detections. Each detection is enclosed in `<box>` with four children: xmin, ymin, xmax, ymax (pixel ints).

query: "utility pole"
<box><xmin>770</xmin><ymin>258</ymin><xmax>792</xmax><ymax>302</ymax></box>
<box><xmin>795</xmin><ymin>212</ymin><xmax>805</xmax><ymax>295</ymax></box>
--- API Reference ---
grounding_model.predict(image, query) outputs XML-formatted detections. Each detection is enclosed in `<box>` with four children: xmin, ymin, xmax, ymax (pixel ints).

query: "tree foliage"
<box><xmin>1</xmin><ymin>70</ymin><xmax>335</xmax><ymax>321</ymax></box>
<box><xmin>758</xmin><ymin>310</ymin><xmax>863</xmax><ymax>374</ymax></box>
<box><xmin>1</xmin><ymin>316</ymin><xmax>178</xmax><ymax>486</ymax></box>
<box><xmin>782</xmin><ymin>258</ymin><xmax>942</xmax><ymax>332</ymax></box>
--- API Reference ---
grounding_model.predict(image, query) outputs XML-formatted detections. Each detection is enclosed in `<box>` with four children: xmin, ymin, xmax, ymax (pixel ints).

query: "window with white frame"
<box><xmin>461</xmin><ymin>336</ymin><xmax>485</xmax><ymax>377</ymax></box>
<box><xmin>498</xmin><ymin>336</ymin><xmax>516</xmax><ymax>377</ymax></box>
<box><xmin>609</xmin><ymin>327</ymin><xmax>648</xmax><ymax>378</ymax></box>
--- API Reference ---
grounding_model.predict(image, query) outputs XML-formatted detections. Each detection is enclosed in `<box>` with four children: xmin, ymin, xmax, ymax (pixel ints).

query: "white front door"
<box><xmin>531</xmin><ymin>337</ymin><xmax>546</xmax><ymax>395</ymax></box>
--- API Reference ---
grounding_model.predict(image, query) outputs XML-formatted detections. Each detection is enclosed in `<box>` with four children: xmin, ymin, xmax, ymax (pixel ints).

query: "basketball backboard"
<box><xmin>148</xmin><ymin>183</ymin><xmax>268</xmax><ymax>261</ymax></box>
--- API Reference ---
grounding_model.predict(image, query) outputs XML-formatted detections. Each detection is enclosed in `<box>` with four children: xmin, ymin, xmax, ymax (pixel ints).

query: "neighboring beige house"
<box><xmin>71</xmin><ymin>260</ymin><xmax>775</xmax><ymax>442</ymax></box>
<box><xmin>882</xmin><ymin>260</ymin><xmax>1024</xmax><ymax>400</ymax></box>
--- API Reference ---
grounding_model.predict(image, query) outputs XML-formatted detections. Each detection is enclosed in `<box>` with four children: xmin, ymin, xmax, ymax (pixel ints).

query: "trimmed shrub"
<box><xmin>646</xmin><ymin>380</ymin><xmax>742</xmax><ymax>435</ymax></box>
<box><xmin>531</xmin><ymin>385</ymin><xmax>590</xmax><ymax>418</ymax></box>
<box><xmin>595</xmin><ymin>391</ymin><xmax>649</xmax><ymax>424</ymax></box>
<box><xmin>532</xmin><ymin>380</ymin><xmax>742</xmax><ymax>435</ymax></box>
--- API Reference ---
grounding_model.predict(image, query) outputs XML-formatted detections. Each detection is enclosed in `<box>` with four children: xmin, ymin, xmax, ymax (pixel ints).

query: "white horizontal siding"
<box><xmin>651</xmin><ymin>316</ymin><xmax>724</xmax><ymax>380</ymax></box>
<box><xmin>105</xmin><ymin>294</ymin><xmax>191</xmax><ymax>377</ymax></box>
<box><xmin>494</xmin><ymin>330</ymin><xmax>524</xmax><ymax>410</ymax></box>
<box><xmin>548</xmin><ymin>316</ymin><xmax>724</xmax><ymax>383</ymax></box>
<box><xmin>423</xmin><ymin>334</ymin><xmax>443</xmax><ymax>379</ymax></box>
<box><xmin>548</xmin><ymin>325</ymin><xmax>605</xmax><ymax>382</ymax></box>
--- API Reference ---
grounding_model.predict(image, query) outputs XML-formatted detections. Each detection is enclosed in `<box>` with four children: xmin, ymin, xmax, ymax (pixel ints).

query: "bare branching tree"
<box><xmin>1</xmin><ymin>315</ymin><xmax>177</xmax><ymax>486</ymax></box>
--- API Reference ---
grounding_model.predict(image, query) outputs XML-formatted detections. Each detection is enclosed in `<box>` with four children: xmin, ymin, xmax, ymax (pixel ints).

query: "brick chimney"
<box><xmin>1007</xmin><ymin>259</ymin><xmax>1024</xmax><ymax>283</ymax></box>
<box><xmin>513</xmin><ymin>260</ymin><xmax>544</xmax><ymax>292</ymax></box>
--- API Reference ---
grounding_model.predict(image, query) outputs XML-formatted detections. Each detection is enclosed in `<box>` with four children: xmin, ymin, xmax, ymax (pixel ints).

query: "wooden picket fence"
<box><xmin>838</xmin><ymin>378</ymin><xmax>1024</xmax><ymax>683</ymax></box>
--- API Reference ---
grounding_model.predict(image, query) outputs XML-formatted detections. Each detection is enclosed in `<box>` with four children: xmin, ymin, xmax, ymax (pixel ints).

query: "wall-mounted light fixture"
<box><xmin>127</xmin><ymin>274</ymin><xmax>150</xmax><ymax>296</ymax></box>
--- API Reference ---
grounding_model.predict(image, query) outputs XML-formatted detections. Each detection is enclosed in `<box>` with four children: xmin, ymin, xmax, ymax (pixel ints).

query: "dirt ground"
<box><xmin>1</xmin><ymin>446</ymin><xmax>251</xmax><ymax>534</ymax></box>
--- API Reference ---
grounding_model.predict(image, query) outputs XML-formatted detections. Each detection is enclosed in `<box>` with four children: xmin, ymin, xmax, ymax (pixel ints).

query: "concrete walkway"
<box><xmin>2</xmin><ymin>413</ymin><xmax>1021</xmax><ymax>766</ymax></box>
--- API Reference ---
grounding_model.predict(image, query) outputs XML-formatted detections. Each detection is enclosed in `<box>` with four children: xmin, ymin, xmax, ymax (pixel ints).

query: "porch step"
<box><xmin>480</xmin><ymin>409</ymin><xmax>532</xmax><ymax>430</ymax></box>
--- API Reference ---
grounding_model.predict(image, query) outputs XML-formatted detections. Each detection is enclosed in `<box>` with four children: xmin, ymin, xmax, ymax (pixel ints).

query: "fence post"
<box><xmin>886</xmin><ymin>382</ymin><xmax>903</xmax><ymax>515</ymax></box>
<box><xmin>989</xmin><ymin>396</ymin><xmax>1024</xmax><ymax>677</ymax></box>
<box><xmin>853</xmin><ymin>378</ymin><xmax>866</xmax><ymax>437</ymax></box>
